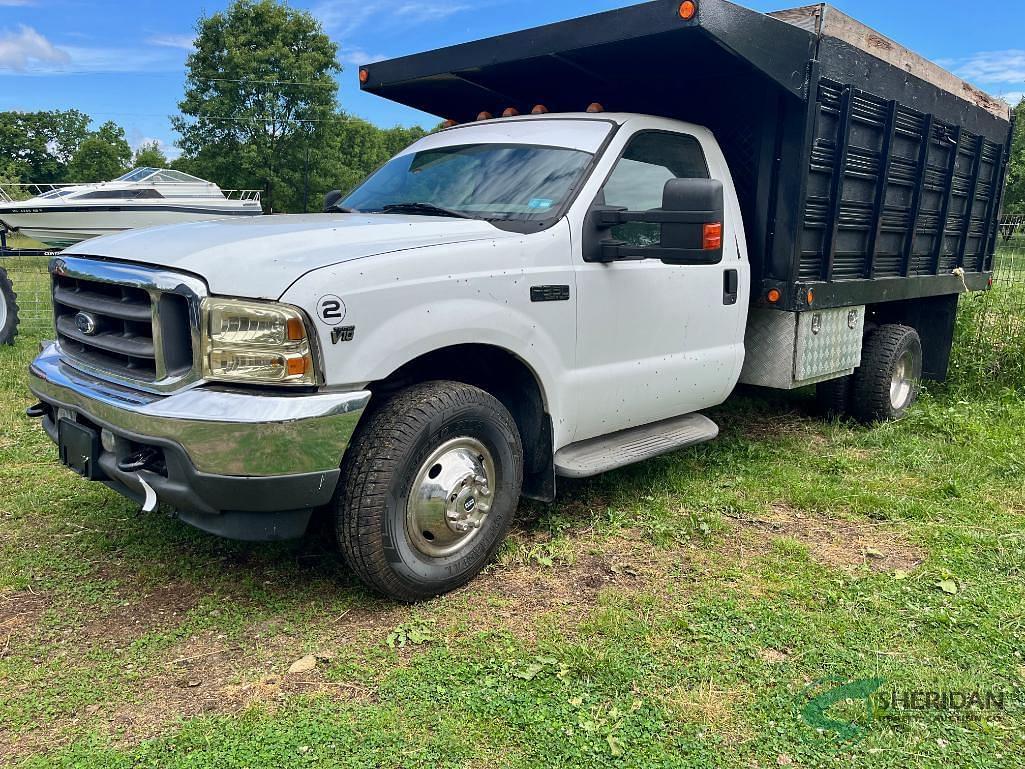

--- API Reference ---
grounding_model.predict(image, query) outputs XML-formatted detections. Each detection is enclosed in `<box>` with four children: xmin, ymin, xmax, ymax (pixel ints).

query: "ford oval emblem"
<box><xmin>75</xmin><ymin>311</ymin><xmax>99</xmax><ymax>336</ymax></box>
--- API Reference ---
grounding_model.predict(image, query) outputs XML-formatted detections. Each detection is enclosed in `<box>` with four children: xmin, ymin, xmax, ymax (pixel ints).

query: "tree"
<box><xmin>133</xmin><ymin>141</ymin><xmax>169</xmax><ymax>169</ymax></box>
<box><xmin>0</xmin><ymin>109</ymin><xmax>90</xmax><ymax>182</ymax></box>
<box><xmin>1003</xmin><ymin>100</ymin><xmax>1024</xmax><ymax>215</ymax></box>
<box><xmin>67</xmin><ymin>121</ymin><xmax>132</xmax><ymax>182</ymax></box>
<box><xmin>173</xmin><ymin>0</ymin><xmax>341</xmax><ymax>212</ymax></box>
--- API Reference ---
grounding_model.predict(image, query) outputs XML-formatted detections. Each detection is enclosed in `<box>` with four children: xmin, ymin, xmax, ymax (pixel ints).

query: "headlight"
<box><xmin>201</xmin><ymin>298</ymin><xmax>318</xmax><ymax>386</ymax></box>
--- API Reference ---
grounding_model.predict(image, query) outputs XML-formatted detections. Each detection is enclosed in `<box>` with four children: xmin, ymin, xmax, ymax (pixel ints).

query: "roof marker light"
<box><xmin>531</xmin><ymin>104</ymin><xmax>550</xmax><ymax>115</ymax></box>
<box><xmin>477</xmin><ymin>111</ymin><xmax>494</xmax><ymax>121</ymax></box>
<box><xmin>442</xmin><ymin>119</ymin><xmax>459</xmax><ymax>128</ymax></box>
<box><xmin>679</xmin><ymin>1</ymin><xmax>697</xmax><ymax>20</ymax></box>
<box><xmin>358</xmin><ymin>68</ymin><xmax>369</xmax><ymax>84</ymax></box>
<box><xmin>586</xmin><ymin>102</ymin><xmax>605</xmax><ymax>113</ymax></box>
<box><xmin>502</xmin><ymin>107</ymin><xmax>520</xmax><ymax>117</ymax></box>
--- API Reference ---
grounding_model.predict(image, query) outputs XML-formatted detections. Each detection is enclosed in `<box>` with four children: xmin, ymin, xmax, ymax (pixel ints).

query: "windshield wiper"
<box><xmin>379</xmin><ymin>202</ymin><xmax>474</xmax><ymax>219</ymax></box>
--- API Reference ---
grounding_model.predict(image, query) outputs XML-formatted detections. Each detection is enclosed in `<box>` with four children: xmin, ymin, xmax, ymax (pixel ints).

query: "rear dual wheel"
<box><xmin>816</xmin><ymin>324</ymin><xmax>923</xmax><ymax>423</ymax></box>
<box><xmin>334</xmin><ymin>381</ymin><xmax>523</xmax><ymax>603</ymax></box>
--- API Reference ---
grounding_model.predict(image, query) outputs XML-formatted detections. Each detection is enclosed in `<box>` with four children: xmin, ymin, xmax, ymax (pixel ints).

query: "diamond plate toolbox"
<box><xmin>740</xmin><ymin>307</ymin><xmax>865</xmax><ymax>389</ymax></box>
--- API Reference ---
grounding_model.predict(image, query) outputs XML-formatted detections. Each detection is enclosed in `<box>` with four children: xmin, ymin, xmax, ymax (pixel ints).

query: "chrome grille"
<box><xmin>51</xmin><ymin>256</ymin><xmax>207</xmax><ymax>393</ymax></box>
<box><xmin>54</xmin><ymin>277</ymin><xmax>158</xmax><ymax>379</ymax></box>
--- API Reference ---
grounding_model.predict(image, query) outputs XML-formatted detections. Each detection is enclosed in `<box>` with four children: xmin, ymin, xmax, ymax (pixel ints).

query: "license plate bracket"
<box><xmin>58</xmin><ymin>418</ymin><xmax>103</xmax><ymax>480</ymax></box>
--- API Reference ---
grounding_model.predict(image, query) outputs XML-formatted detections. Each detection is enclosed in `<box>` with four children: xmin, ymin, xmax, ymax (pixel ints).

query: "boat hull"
<box><xmin>0</xmin><ymin>203</ymin><xmax>262</xmax><ymax>248</ymax></box>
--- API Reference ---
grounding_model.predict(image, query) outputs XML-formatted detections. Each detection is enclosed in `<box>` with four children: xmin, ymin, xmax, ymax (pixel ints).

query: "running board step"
<box><xmin>554</xmin><ymin>413</ymin><xmax>719</xmax><ymax>479</ymax></box>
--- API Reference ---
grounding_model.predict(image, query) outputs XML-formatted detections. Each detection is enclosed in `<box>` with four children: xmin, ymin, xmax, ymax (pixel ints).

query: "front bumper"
<box><xmin>29</xmin><ymin>343</ymin><xmax>371</xmax><ymax>540</ymax></box>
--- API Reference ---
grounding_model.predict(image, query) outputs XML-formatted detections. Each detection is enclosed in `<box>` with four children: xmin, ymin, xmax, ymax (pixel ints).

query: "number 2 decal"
<box><xmin>317</xmin><ymin>295</ymin><xmax>346</xmax><ymax>325</ymax></box>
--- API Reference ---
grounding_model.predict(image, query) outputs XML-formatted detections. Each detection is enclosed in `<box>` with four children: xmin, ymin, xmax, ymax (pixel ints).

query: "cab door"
<box><xmin>570</xmin><ymin>127</ymin><xmax>748</xmax><ymax>442</ymax></box>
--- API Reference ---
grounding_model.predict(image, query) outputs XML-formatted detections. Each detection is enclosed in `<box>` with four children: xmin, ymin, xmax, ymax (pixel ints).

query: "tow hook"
<box><xmin>116</xmin><ymin>449</ymin><xmax>162</xmax><ymax>513</ymax></box>
<box><xmin>25</xmin><ymin>402</ymin><xmax>48</xmax><ymax>419</ymax></box>
<box><xmin>117</xmin><ymin>447</ymin><xmax>161</xmax><ymax>473</ymax></box>
<box><xmin>135</xmin><ymin>475</ymin><xmax>158</xmax><ymax>514</ymax></box>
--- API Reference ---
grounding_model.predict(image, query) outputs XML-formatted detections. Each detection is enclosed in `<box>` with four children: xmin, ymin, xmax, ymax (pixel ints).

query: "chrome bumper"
<box><xmin>29</xmin><ymin>343</ymin><xmax>370</xmax><ymax>477</ymax></box>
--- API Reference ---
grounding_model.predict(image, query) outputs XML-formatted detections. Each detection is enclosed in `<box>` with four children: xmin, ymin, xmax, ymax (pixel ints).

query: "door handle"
<box><xmin>723</xmin><ymin>269</ymin><xmax>739</xmax><ymax>306</ymax></box>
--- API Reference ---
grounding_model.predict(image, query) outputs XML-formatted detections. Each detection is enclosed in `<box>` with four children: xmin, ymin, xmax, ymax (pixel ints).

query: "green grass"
<box><xmin>1</xmin><ymin>248</ymin><xmax>1024</xmax><ymax>767</ymax></box>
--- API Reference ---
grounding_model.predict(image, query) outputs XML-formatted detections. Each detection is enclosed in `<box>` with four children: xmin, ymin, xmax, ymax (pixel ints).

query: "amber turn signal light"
<box><xmin>679</xmin><ymin>1</ymin><xmax>697</xmax><ymax>20</ymax></box>
<box><xmin>702</xmin><ymin>222</ymin><xmax>723</xmax><ymax>251</ymax></box>
<box><xmin>286</xmin><ymin>317</ymin><xmax>306</xmax><ymax>342</ymax></box>
<box><xmin>767</xmin><ymin>288</ymin><xmax>782</xmax><ymax>304</ymax></box>
<box><xmin>358</xmin><ymin>68</ymin><xmax>369</xmax><ymax>84</ymax></box>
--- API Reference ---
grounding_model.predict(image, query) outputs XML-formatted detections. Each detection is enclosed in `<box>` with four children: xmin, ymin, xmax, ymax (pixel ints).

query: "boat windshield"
<box><xmin>114</xmin><ymin>168</ymin><xmax>211</xmax><ymax>185</ymax></box>
<box><xmin>341</xmin><ymin>143</ymin><xmax>593</xmax><ymax>222</ymax></box>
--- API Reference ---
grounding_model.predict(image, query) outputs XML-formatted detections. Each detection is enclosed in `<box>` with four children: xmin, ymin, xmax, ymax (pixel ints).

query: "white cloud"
<box><xmin>312</xmin><ymin>0</ymin><xmax>471</xmax><ymax>38</ymax></box>
<box><xmin>339</xmin><ymin>47</ymin><xmax>387</xmax><ymax>67</ymax></box>
<box><xmin>947</xmin><ymin>50</ymin><xmax>1025</xmax><ymax>88</ymax></box>
<box><xmin>1001</xmin><ymin>91</ymin><xmax>1024</xmax><ymax>107</ymax></box>
<box><xmin>0</xmin><ymin>1</ymin><xmax>36</xmax><ymax>6</ymax></box>
<box><xmin>148</xmin><ymin>34</ymin><xmax>196</xmax><ymax>52</ymax></box>
<box><xmin>0</xmin><ymin>25</ymin><xmax>69</xmax><ymax>71</ymax></box>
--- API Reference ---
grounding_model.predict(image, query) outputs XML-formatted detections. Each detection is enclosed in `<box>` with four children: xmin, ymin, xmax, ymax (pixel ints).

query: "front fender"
<box><xmin>280</xmin><ymin>228</ymin><xmax>576</xmax><ymax>440</ymax></box>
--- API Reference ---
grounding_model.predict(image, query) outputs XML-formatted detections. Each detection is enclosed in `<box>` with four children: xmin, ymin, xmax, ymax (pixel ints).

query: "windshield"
<box><xmin>341</xmin><ymin>143</ymin><xmax>593</xmax><ymax>223</ymax></box>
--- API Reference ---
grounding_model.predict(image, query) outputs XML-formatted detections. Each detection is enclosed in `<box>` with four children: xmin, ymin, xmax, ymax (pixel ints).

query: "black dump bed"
<box><xmin>360</xmin><ymin>0</ymin><xmax>1014</xmax><ymax>311</ymax></box>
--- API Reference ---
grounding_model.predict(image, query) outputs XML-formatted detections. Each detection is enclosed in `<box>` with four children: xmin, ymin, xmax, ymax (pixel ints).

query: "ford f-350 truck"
<box><xmin>27</xmin><ymin>0</ymin><xmax>1013</xmax><ymax>601</ymax></box>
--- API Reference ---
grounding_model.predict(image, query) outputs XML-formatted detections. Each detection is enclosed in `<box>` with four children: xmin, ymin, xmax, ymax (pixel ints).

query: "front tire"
<box><xmin>335</xmin><ymin>381</ymin><xmax>523</xmax><ymax>602</ymax></box>
<box><xmin>0</xmin><ymin>267</ymin><xmax>19</xmax><ymax>346</ymax></box>
<box><xmin>850</xmin><ymin>325</ymin><xmax>923</xmax><ymax>423</ymax></box>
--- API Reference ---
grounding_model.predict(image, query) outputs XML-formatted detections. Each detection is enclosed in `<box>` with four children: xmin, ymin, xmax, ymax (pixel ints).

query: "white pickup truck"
<box><xmin>27</xmin><ymin>0</ymin><xmax>1012</xmax><ymax>601</ymax></box>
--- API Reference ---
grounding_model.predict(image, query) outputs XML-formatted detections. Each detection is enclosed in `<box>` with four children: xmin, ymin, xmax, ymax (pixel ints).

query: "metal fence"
<box><xmin>953</xmin><ymin>214</ymin><xmax>1025</xmax><ymax>387</ymax></box>
<box><xmin>2</xmin><ymin>215</ymin><xmax>1025</xmax><ymax>425</ymax></box>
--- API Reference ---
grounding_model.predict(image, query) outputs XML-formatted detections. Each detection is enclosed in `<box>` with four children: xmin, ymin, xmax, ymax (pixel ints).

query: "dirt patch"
<box><xmin>438</xmin><ymin>528</ymin><xmax>657</xmax><ymax>640</ymax></box>
<box><xmin>79</xmin><ymin>582</ymin><xmax>204</xmax><ymax>645</ymax></box>
<box><xmin>730</xmin><ymin>504</ymin><xmax>926</xmax><ymax>573</ymax></box>
<box><xmin>0</xmin><ymin>589</ymin><xmax>49</xmax><ymax>642</ymax></box>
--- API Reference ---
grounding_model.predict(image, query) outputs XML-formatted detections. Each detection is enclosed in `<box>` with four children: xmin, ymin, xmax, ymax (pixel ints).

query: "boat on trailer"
<box><xmin>0</xmin><ymin>168</ymin><xmax>262</xmax><ymax>248</ymax></box>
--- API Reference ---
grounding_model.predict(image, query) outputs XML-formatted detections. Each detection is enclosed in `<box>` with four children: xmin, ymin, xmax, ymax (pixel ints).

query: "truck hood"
<box><xmin>63</xmin><ymin>214</ymin><xmax>517</xmax><ymax>298</ymax></box>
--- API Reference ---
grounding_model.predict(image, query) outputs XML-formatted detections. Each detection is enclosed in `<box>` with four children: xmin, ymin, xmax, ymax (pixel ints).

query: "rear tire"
<box><xmin>335</xmin><ymin>381</ymin><xmax>523</xmax><ymax>603</ymax></box>
<box><xmin>816</xmin><ymin>375</ymin><xmax>852</xmax><ymax>417</ymax></box>
<box><xmin>0</xmin><ymin>267</ymin><xmax>19</xmax><ymax>346</ymax></box>
<box><xmin>850</xmin><ymin>325</ymin><xmax>923</xmax><ymax>424</ymax></box>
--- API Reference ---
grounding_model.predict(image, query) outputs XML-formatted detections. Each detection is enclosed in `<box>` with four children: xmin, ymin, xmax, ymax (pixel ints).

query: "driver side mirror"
<box><xmin>587</xmin><ymin>178</ymin><xmax>725</xmax><ymax>265</ymax></box>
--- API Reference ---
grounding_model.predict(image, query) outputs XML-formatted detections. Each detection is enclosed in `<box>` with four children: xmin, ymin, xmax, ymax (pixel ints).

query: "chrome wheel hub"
<box><xmin>0</xmin><ymin>288</ymin><xmax>7</xmax><ymax>329</ymax></box>
<box><xmin>406</xmin><ymin>437</ymin><xmax>495</xmax><ymax>558</ymax></box>
<box><xmin>890</xmin><ymin>350</ymin><xmax>915</xmax><ymax>409</ymax></box>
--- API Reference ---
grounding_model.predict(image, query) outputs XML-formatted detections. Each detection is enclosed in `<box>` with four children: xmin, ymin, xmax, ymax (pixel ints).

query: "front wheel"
<box><xmin>335</xmin><ymin>381</ymin><xmax>523</xmax><ymax>602</ymax></box>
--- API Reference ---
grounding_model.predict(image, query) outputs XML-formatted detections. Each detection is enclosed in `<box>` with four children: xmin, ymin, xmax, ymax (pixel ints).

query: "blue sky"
<box><xmin>0</xmin><ymin>0</ymin><xmax>1023</xmax><ymax>159</ymax></box>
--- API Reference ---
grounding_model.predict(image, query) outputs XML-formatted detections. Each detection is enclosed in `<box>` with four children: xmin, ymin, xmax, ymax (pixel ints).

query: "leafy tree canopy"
<box><xmin>67</xmin><ymin>121</ymin><xmax>132</xmax><ymax>182</ymax></box>
<box><xmin>0</xmin><ymin>109</ymin><xmax>90</xmax><ymax>183</ymax></box>
<box><xmin>133</xmin><ymin>141</ymin><xmax>170</xmax><ymax>169</ymax></box>
<box><xmin>1004</xmin><ymin>100</ymin><xmax>1024</xmax><ymax>215</ymax></box>
<box><xmin>172</xmin><ymin>0</ymin><xmax>341</xmax><ymax>212</ymax></box>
